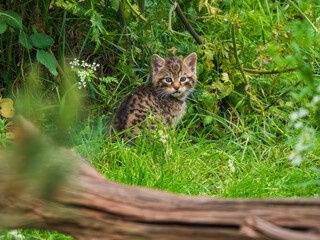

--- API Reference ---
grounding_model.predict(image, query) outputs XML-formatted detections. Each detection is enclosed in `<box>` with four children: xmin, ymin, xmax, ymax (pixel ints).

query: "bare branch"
<box><xmin>172</xmin><ymin>1</ymin><xmax>203</xmax><ymax>45</ymax></box>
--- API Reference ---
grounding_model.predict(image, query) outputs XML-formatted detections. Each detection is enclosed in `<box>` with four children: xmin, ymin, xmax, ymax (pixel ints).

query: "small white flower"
<box><xmin>158</xmin><ymin>130</ymin><xmax>168</xmax><ymax>144</ymax></box>
<box><xmin>312</xmin><ymin>95</ymin><xmax>320</xmax><ymax>104</ymax></box>
<box><xmin>294</xmin><ymin>121</ymin><xmax>303</xmax><ymax>129</ymax></box>
<box><xmin>298</xmin><ymin>108</ymin><xmax>309</xmax><ymax>118</ymax></box>
<box><xmin>5</xmin><ymin>231</ymin><xmax>25</xmax><ymax>240</ymax></box>
<box><xmin>289</xmin><ymin>112</ymin><xmax>299</xmax><ymax>122</ymax></box>
<box><xmin>228</xmin><ymin>160</ymin><xmax>235</xmax><ymax>172</ymax></box>
<box><xmin>296</xmin><ymin>141</ymin><xmax>309</xmax><ymax>152</ymax></box>
<box><xmin>289</xmin><ymin>152</ymin><xmax>303</xmax><ymax>166</ymax></box>
<box><xmin>166</xmin><ymin>147</ymin><xmax>173</xmax><ymax>156</ymax></box>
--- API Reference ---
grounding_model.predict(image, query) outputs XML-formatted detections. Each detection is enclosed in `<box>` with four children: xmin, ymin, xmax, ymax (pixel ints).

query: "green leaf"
<box><xmin>0</xmin><ymin>10</ymin><xmax>22</xmax><ymax>30</ymax></box>
<box><xmin>19</xmin><ymin>31</ymin><xmax>32</xmax><ymax>49</ymax></box>
<box><xmin>211</xmin><ymin>80</ymin><xmax>234</xmax><ymax>99</ymax></box>
<box><xmin>0</xmin><ymin>22</ymin><xmax>7</xmax><ymax>34</ymax></box>
<box><xmin>111</xmin><ymin>0</ymin><xmax>120</xmax><ymax>11</ymax></box>
<box><xmin>100</xmin><ymin>76</ymin><xmax>118</xmax><ymax>84</ymax></box>
<box><xmin>203</xmin><ymin>115</ymin><xmax>214</xmax><ymax>125</ymax></box>
<box><xmin>199</xmin><ymin>91</ymin><xmax>215</xmax><ymax>109</ymax></box>
<box><xmin>98</xmin><ymin>84</ymin><xmax>107</xmax><ymax>95</ymax></box>
<box><xmin>36</xmin><ymin>50</ymin><xmax>58</xmax><ymax>76</ymax></box>
<box><xmin>30</xmin><ymin>33</ymin><xmax>54</xmax><ymax>49</ymax></box>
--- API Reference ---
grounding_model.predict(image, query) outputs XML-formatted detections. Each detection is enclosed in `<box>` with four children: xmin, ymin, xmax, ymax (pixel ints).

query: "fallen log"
<box><xmin>0</xmin><ymin>118</ymin><xmax>319</xmax><ymax>240</ymax></box>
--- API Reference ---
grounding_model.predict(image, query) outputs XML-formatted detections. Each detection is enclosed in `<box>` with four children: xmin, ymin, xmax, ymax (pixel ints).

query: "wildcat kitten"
<box><xmin>112</xmin><ymin>52</ymin><xmax>197</xmax><ymax>142</ymax></box>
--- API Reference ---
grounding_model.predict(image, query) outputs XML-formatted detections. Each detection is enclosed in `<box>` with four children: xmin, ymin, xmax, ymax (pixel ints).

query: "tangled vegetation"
<box><xmin>0</xmin><ymin>0</ymin><xmax>319</xmax><ymax>238</ymax></box>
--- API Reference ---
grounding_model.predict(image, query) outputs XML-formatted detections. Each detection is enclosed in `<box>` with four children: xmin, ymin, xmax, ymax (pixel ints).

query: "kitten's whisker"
<box><xmin>156</xmin><ymin>90</ymin><xmax>169</xmax><ymax>99</ymax></box>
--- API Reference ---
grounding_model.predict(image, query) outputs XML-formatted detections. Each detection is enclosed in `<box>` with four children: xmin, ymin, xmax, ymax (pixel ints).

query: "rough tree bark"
<box><xmin>0</xmin><ymin>119</ymin><xmax>319</xmax><ymax>240</ymax></box>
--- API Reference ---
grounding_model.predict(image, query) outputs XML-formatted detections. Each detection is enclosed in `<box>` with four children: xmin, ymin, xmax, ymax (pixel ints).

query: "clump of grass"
<box><xmin>73</xmin><ymin>115</ymin><xmax>320</xmax><ymax>198</ymax></box>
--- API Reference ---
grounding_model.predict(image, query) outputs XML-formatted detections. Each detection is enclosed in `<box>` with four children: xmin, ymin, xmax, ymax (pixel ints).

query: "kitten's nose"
<box><xmin>174</xmin><ymin>85</ymin><xmax>180</xmax><ymax>91</ymax></box>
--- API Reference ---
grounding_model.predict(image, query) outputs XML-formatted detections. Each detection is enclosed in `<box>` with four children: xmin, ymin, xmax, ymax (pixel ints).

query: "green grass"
<box><xmin>1</xmin><ymin>0</ymin><xmax>320</xmax><ymax>239</ymax></box>
<box><xmin>73</xmin><ymin>116</ymin><xmax>319</xmax><ymax>199</ymax></box>
<box><xmin>1</xmin><ymin>117</ymin><xmax>319</xmax><ymax>239</ymax></box>
<box><xmin>0</xmin><ymin>229</ymin><xmax>73</xmax><ymax>240</ymax></box>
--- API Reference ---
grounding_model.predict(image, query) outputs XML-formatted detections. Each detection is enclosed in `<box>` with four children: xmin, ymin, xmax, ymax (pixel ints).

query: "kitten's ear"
<box><xmin>184</xmin><ymin>52</ymin><xmax>197</xmax><ymax>74</ymax></box>
<box><xmin>151</xmin><ymin>54</ymin><xmax>165</xmax><ymax>75</ymax></box>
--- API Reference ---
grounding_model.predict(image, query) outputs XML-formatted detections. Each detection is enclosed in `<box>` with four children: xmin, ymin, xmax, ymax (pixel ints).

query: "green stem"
<box><xmin>138</xmin><ymin>0</ymin><xmax>145</xmax><ymax>14</ymax></box>
<box><xmin>243</xmin><ymin>66</ymin><xmax>299</xmax><ymax>75</ymax></box>
<box><xmin>231</xmin><ymin>23</ymin><xmax>248</xmax><ymax>85</ymax></box>
<box><xmin>48</xmin><ymin>48</ymin><xmax>64</xmax><ymax>81</ymax></box>
<box><xmin>7</xmin><ymin>31</ymin><xmax>13</xmax><ymax>74</ymax></box>
<box><xmin>231</xmin><ymin>20</ymin><xmax>259</xmax><ymax>112</ymax></box>
<box><xmin>123</xmin><ymin>0</ymin><xmax>147</xmax><ymax>22</ymax></box>
<box><xmin>290</xmin><ymin>0</ymin><xmax>319</xmax><ymax>33</ymax></box>
<box><xmin>168</xmin><ymin>2</ymin><xmax>177</xmax><ymax>31</ymax></box>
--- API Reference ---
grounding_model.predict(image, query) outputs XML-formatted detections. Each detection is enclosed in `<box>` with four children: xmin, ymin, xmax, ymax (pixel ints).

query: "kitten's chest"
<box><xmin>159</xmin><ymin>97</ymin><xmax>186</xmax><ymax>126</ymax></box>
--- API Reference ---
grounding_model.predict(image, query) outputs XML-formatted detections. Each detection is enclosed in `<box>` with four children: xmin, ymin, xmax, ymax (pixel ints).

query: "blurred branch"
<box><xmin>0</xmin><ymin>118</ymin><xmax>320</xmax><ymax>239</ymax></box>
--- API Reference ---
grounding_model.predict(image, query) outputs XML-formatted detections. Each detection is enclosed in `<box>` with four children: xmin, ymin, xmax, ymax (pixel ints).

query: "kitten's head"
<box><xmin>150</xmin><ymin>52</ymin><xmax>197</xmax><ymax>100</ymax></box>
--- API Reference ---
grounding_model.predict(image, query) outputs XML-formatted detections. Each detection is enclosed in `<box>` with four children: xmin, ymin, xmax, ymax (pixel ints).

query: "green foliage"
<box><xmin>0</xmin><ymin>0</ymin><xmax>320</xmax><ymax>238</ymax></box>
<box><xmin>0</xmin><ymin>10</ymin><xmax>22</xmax><ymax>30</ymax></box>
<box><xmin>30</xmin><ymin>33</ymin><xmax>55</xmax><ymax>49</ymax></box>
<box><xmin>36</xmin><ymin>50</ymin><xmax>58</xmax><ymax>76</ymax></box>
<box><xmin>0</xmin><ymin>8</ymin><xmax>58</xmax><ymax>77</ymax></box>
<box><xmin>0</xmin><ymin>21</ymin><xmax>7</xmax><ymax>34</ymax></box>
<box><xmin>111</xmin><ymin>0</ymin><xmax>121</xmax><ymax>11</ymax></box>
<box><xmin>18</xmin><ymin>31</ymin><xmax>32</xmax><ymax>49</ymax></box>
<box><xmin>0</xmin><ymin>118</ymin><xmax>12</xmax><ymax>147</ymax></box>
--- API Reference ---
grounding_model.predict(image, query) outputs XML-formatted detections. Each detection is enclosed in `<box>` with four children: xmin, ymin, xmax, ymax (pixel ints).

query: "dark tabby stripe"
<box><xmin>111</xmin><ymin>53</ymin><xmax>197</xmax><ymax>144</ymax></box>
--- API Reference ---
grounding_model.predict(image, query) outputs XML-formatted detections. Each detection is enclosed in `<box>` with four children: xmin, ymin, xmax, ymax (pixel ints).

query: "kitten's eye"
<box><xmin>165</xmin><ymin>77</ymin><xmax>173</xmax><ymax>83</ymax></box>
<box><xmin>180</xmin><ymin>77</ymin><xmax>187</xmax><ymax>82</ymax></box>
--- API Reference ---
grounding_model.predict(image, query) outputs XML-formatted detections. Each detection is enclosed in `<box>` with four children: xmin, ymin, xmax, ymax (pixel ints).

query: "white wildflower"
<box><xmin>289</xmin><ymin>152</ymin><xmax>303</xmax><ymax>166</ymax></box>
<box><xmin>1</xmin><ymin>231</ymin><xmax>25</xmax><ymax>240</ymax></box>
<box><xmin>297</xmin><ymin>108</ymin><xmax>309</xmax><ymax>118</ymax></box>
<box><xmin>228</xmin><ymin>160</ymin><xmax>235</xmax><ymax>172</ymax></box>
<box><xmin>295</xmin><ymin>141</ymin><xmax>309</xmax><ymax>152</ymax></box>
<box><xmin>158</xmin><ymin>130</ymin><xmax>168</xmax><ymax>144</ymax></box>
<box><xmin>294</xmin><ymin>121</ymin><xmax>303</xmax><ymax>129</ymax></box>
<box><xmin>289</xmin><ymin>112</ymin><xmax>299</xmax><ymax>122</ymax></box>
<box><xmin>290</xmin><ymin>108</ymin><xmax>309</xmax><ymax>122</ymax></box>
<box><xmin>166</xmin><ymin>147</ymin><xmax>173</xmax><ymax>156</ymax></box>
<box><xmin>70</xmin><ymin>58</ymin><xmax>101</xmax><ymax>89</ymax></box>
<box><xmin>312</xmin><ymin>95</ymin><xmax>320</xmax><ymax>105</ymax></box>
